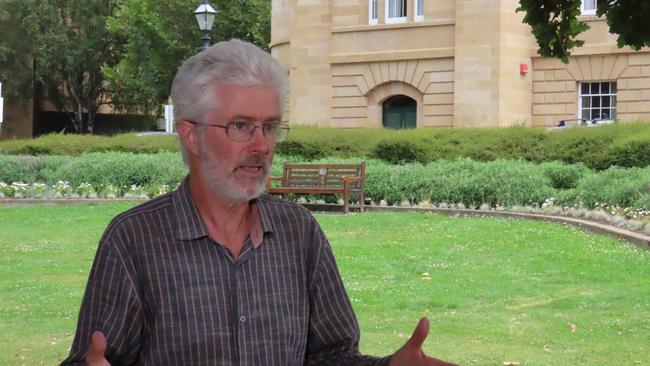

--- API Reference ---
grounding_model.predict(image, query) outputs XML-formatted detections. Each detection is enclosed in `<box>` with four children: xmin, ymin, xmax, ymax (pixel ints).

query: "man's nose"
<box><xmin>248</xmin><ymin>126</ymin><xmax>271</xmax><ymax>154</ymax></box>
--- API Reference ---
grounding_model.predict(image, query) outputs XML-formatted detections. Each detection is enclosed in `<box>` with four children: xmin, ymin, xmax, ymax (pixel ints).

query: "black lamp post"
<box><xmin>194</xmin><ymin>0</ymin><xmax>217</xmax><ymax>51</ymax></box>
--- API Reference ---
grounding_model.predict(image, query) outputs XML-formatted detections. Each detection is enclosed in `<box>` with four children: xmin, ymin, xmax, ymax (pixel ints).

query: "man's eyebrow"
<box><xmin>228</xmin><ymin>115</ymin><xmax>282</xmax><ymax>123</ymax></box>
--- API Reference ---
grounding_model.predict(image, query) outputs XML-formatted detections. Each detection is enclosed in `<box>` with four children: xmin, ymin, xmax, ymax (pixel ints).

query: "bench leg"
<box><xmin>343</xmin><ymin>190</ymin><xmax>349</xmax><ymax>214</ymax></box>
<box><xmin>359</xmin><ymin>192</ymin><xmax>365</xmax><ymax>212</ymax></box>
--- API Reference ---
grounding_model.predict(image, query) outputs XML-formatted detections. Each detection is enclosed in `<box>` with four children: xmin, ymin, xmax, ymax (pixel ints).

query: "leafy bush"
<box><xmin>633</xmin><ymin>193</ymin><xmax>650</xmax><ymax>211</ymax></box>
<box><xmin>2</xmin><ymin>151</ymin><xmax>650</xmax><ymax>211</ymax></box>
<box><xmin>609</xmin><ymin>138</ymin><xmax>650</xmax><ymax>168</ymax></box>
<box><xmin>557</xmin><ymin>166</ymin><xmax>650</xmax><ymax>209</ymax></box>
<box><xmin>2</xmin><ymin>122</ymin><xmax>650</xmax><ymax>169</ymax></box>
<box><xmin>47</xmin><ymin>152</ymin><xmax>187</xmax><ymax>190</ymax></box>
<box><xmin>275</xmin><ymin>140</ymin><xmax>328</xmax><ymax>160</ymax></box>
<box><xmin>360</xmin><ymin>158</ymin><xmax>553</xmax><ymax>207</ymax></box>
<box><xmin>0</xmin><ymin>132</ymin><xmax>178</xmax><ymax>156</ymax></box>
<box><xmin>540</xmin><ymin>161</ymin><xmax>592</xmax><ymax>189</ymax></box>
<box><xmin>0</xmin><ymin>155</ymin><xmax>70</xmax><ymax>183</ymax></box>
<box><xmin>372</xmin><ymin>140</ymin><xmax>428</xmax><ymax>164</ymax></box>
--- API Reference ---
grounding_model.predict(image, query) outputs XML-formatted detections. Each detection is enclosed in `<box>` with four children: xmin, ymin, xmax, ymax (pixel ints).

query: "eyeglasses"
<box><xmin>185</xmin><ymin>120</ymin><xmax>290</xmax><ymax>143</ymax></box>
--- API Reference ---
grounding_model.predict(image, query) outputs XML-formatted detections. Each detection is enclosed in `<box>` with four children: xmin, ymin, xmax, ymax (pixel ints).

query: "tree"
<box><xmin>103</xmin><ymin>0</ymin><xmax>271</xmax><ymax>117</ymax></box>
<box><xmin>0</xmin><ymin>0</ymin><xmax>123</xmax><ymax>134</ymax></box>
<box><xmin>517</xmin><ymin>0</ymin><xmax>650</xmax><ymax>63</ymax></box>
<box><xmin>0</xmin><ymin>2</ymin><xmax>35</xmax><ymax>105</ymax></box>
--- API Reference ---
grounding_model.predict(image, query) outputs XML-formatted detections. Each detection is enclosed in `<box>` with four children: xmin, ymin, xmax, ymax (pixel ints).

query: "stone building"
<box><xmin>270</xmin><ymin>0</ymin><xmax>650</xmax><ymax>128</ymax></box>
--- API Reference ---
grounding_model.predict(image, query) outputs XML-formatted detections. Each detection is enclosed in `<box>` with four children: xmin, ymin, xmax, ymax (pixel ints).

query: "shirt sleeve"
<box><xmin>60</xmin><ymin>227</ymin><xmax>144</xmax><ymax>366</ymax></box>
<box><xmin>304</xmin><ymin>220</ymin><xmax>392</xmax><ymax>366</ymax></box>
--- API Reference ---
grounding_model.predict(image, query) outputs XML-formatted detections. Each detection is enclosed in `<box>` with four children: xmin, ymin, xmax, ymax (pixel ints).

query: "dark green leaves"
<box><xmin>517</xmin><ymin>0</ymin><xmax>650</xmax><ymax>62</ymax></box>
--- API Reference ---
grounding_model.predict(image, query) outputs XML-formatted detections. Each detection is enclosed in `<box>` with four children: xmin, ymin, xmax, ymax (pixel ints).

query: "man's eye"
<box><xmin>231</xmin><ymin>121</ymin><xmax>249</xmax><ymax>130</ymax></box>
<box><xmin>262</xmin><ymin>123</ymin><xmax>277</xmax><ymax>132</ymax></box>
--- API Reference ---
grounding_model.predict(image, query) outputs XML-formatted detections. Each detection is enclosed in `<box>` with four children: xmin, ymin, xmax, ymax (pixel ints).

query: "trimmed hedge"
<box><xmin>2</xmin><ymin>122</ymin><xmax>649</xmax><ymax>169</ymax></box>
<box><xmin>0</xmin><ymin>132</ymin><xmax>179</xmax><ymax>156</ymax></box>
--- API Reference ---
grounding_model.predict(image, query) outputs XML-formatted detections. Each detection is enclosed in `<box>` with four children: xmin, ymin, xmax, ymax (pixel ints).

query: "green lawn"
<box><xmin>1</xmin><ymin>203</ymin><xmax>649</xmax><ymax>365</ymax></box>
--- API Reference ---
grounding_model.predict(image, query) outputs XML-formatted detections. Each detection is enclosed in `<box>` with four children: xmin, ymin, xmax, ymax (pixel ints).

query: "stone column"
<box><xmin>453</xmin><ymin>0</ymin><xmax>533</xmax><ymax>127</ymax></box>
<box><xmin>287</xmin><ymin>0</ymin><xmax>332</xmax><ymax>126</ymax></box>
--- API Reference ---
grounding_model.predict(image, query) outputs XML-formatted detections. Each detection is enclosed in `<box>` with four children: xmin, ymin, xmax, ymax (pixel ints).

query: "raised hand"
<box><xmin>85</xmin><ymin>331</ymin><xmax>111</xmax><ymax>366</ymax></box>
<box><xmin>388</xmin><ymin>317</ymin><xmax>457</xmax><ymax>366</ymax></box>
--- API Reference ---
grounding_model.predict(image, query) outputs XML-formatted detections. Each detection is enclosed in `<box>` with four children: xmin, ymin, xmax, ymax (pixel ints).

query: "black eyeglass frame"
<box><xmin>184</xmin><ymin>120</ymin><xmax>290</xmax><ymax>143</ymax></box>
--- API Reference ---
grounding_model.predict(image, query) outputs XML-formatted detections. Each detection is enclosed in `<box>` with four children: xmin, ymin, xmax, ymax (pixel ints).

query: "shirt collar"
<box><xmin>172</xmin><ymin>176</ymin><xmax>272</xmax><ymax>247</ymax></box>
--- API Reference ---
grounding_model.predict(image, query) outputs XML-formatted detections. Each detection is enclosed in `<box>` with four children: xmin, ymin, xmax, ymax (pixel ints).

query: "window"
<box><xmin>581</xmin><ymin>0</ymin><xmax>596</xmax><ymax>15</ymax></box>
<box><xmin>383</xmin><ymin>95</ymin><xmax>417</xmax><ymax>129</ymax></box>
<box><xmin>369</xmin><ymin>0</ymin><xmax>378</xmax><ymax>25</ymax></box>
<box><xmin>579</xmin><ymin>81</ymin><xmax>617</xmax><ymax>121</ymax></box>
<box><xmin>415</xmin><ymin>0</ymin><xmax>424</xmax><ymax>21</ymax></box>
<box><xmin>385</xmin><ymin>0</ymin><xmax>407</xmax><ymax>24</ymax></box>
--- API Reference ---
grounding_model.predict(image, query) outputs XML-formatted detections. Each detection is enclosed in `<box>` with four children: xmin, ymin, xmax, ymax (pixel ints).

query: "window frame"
<box><xmin>385</xmin><ymin>0</ymin><xmax>407</xmax><ymax>24</ymax></box>
<box><xmin>581</xmin><ymin>0</ymin><xmax>597</xmax><ymax>15</ymax></box>
<box><xmin>578</xmin><ymin>81</ymin><xmax>617</xmax><ymax>122</ymax></box>
<box><xmin>369</xmin><ymin>0</ymin><xmax>378</xmax><ymax>25</ymax></box>
<box><xmin>414</xmin><ymin>0</ymin><xmax>424</xmax><ymax>22</ymax></box>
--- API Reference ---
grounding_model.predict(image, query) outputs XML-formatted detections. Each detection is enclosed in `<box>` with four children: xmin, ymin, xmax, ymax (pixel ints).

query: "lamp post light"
<box><xmin>194</xmin><ymin>0</ymin><xmax>217</xmax><ymax>51</ymax></box>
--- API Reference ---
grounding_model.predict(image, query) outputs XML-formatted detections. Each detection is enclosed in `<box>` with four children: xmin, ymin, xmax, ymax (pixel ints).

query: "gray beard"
<box><xmin>198</xmin><ymin>141</ymin><xmax>269</xmax><ymax>203</ymax></box>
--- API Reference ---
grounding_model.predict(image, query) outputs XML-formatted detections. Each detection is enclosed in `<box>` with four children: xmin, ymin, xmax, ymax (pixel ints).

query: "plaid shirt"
<box><xmin>61</xmin><ymin>177</ymin><xmax>390</xmax><ymax>365</ymax></box>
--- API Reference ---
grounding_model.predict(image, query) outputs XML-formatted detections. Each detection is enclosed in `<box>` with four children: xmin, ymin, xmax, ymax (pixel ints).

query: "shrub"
<box><xmin>2</xmin><ymin>151</ymin><xmax>650</xmax><ymax>213</ymax></box>
<box><xmin>275</xmin><ymin>140</ymin><xmax>328</xmax><ymax>160</ymax></box>
<box><xmin>372</xmin><ymin>140</ymin><xmax>428</xmax><ymax>164</ymax></box>
<box><xmin>45</xmin><ymin>152</ymin><xmax>187</xmax><ymax>192</ymax></box>
<box><xmin>0</xmin><ymin>132</ymin><xmax>178</xmax><ymax>156</ymax></box>
<box><xmin>0</xmin><ymin>155</ymin><xmax>70</xmax><ymax>183</ymax></box>
<box><xmin>362</xmin><ymin>158</ymin><xmax>554</xmax><ymax>208</ymax></box>
<box><xmin>558</xmin><ymin>166</ymin><xmax>650</xmax><ymax>210</ymax></box>
<box><xmin>609</xmin><ymin>138</ymin><xmax>650</xmax><ymax>168</ymax></box>
<box><xmin>2</xmin><ymin>122</ymin><xmax>650</xmax><ymax>170</ymax></box>
<box><xmin>540</xmin><ymin>161</ymin><xmax>592</xmax><ymax>189</ymax></box>
<box><xmin>633</xmin><ymin>193</ymin><xmax>650</xmax><ymax>211</ymax></box>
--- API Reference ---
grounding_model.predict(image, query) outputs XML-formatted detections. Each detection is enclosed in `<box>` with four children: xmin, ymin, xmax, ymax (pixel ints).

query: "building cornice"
<box><xmin>331</xmin><ymin>18</ymin><xmax>454</xmax><ymax>34</ymax></box>
<box><xmin>330</xmin><ymin>47</ymin><xmax>454</xmax><ymax>64</ymax></box>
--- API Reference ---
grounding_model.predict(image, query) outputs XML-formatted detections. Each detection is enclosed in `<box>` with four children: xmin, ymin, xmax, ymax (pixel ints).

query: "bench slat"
<box><xmin>267</xmin><ymin>161</ymin><xmax>366</xmax><ymax>213</ymax></box>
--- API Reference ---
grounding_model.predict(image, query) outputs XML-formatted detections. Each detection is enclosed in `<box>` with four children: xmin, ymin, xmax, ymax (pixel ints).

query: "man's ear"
<box><xmin>176</xmin><ymin>120</ymin><xmax>201</xmax><ymax>157</ymax></box>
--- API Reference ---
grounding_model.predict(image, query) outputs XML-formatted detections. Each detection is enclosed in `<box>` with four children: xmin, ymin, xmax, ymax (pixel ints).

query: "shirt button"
<box><xmin>239</xmin><ymin>315</ymin><xmax>247</xmax><ymax>324</ymax></box>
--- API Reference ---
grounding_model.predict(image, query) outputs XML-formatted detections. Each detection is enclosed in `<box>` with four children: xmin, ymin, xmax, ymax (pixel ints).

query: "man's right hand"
<box><xmin>86</xmin><ymin>331</ymin><xmax>111</xmax><ymax>366</ymax></box>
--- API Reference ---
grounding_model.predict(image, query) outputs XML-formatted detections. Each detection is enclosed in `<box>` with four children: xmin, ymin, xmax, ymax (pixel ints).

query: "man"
<box><xmin>61</xmin><ymin>39</ymin><xmax>456</xmax><ymax>366</ymax></box>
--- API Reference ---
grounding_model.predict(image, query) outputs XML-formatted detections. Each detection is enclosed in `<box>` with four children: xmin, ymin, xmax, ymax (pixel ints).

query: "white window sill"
<box><xmin>385</xmin><ymin>17</ymin><xmax>407</xmax><ymax>24</ymax></box>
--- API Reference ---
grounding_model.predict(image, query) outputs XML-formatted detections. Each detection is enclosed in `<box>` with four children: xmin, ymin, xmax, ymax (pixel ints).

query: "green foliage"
<box><xmin>0</xmin><ymin>155</ymin><xmax>69</xmax><ymax>184</ymax></box>
<box><xmin>540</xmin><ymin>161</ymin><xmax>591</xmax><ymax>189</ymax></box>
<box><xmin>517</xmin><ymin>0</ymin><xmax>650</xmax><ymax>62</ymax></box>
<box><xmin>0</xmin><ymin>132</ymin><xmax>179</xmax><ymax>156</ymax></box>
<box><xmin>0</xmin><ymin>0</ymin><xmax>122</xmax><ymax>133</ymax></box>
<box><xmin>1</xmin><ymin>123</ymin><xmax>649</xmax><ymax>170</ymax></box>
<box><xmin>609</xmin><ymin>137</ymin><xmax>650</xmax><ymax>168</ymax></box>
<box><xmin>103</xmin><ymin>0</ymin><xmax>271</xmax><ymax>116</ymax></box>
<box><xmin>516</xmin><ymin>0</ymin><xmax>588</xmax><ymax>62</ymax></box>
<box><xmin>362</xmin><ymin>159</ymin><xmax>553</xmax><ymax>207</ymax></box>
<box><xmin>275</xmin><ymin>125</ymin><xmax>386</xmax><ymax>159</ymax></box>
<box><xmin>597</xmin><ymin>0</ymin><xmax>650</xmax><ymax>51</ymax></box>
<box><xmin>46</xmin><ymin>152</ymin><xmax>187</xmax><ymax>191</ymax></box>
<box><xmin>558</xmin><ymin>166</ymin><xmax>650</xmax><ymax>209</ymax></box>
<box><xmin>0</xmin><ymin>3</ymin><xmax>34</xmax><ymax>103</ymax></box>
<box><xmin>634</xmin><ymin>192</ymin><xmax>650</xmax><ymax>211</ymax></box>
<box><xmin>372</xmin><ymin>140</ymin><xmax>428</xmax><ymax>164</ymax></box>
<box><xmin>2</xmin><ymin>150</ymin><xmax>649</xmax><ymax>212</ymax></box>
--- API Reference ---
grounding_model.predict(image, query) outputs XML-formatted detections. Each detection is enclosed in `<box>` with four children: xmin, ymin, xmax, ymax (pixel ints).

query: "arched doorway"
<box><xmin>382</xmin><ymin>95</ymin><xmax>416</xmax><ymax>129</ymax></box>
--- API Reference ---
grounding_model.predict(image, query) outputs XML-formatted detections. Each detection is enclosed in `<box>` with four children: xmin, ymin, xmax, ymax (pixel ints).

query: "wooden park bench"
<box><xmin>265</xmin><ymin>161</ymin><xmax>366</xmax><ymax>213</ymax></box>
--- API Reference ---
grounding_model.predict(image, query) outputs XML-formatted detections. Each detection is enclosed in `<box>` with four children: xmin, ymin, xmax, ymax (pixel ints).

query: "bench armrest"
<box><xmin>266</xmin><ymin>176</ymin><xmax>283</xmax><ymax>190</ymax></box>
<box><xmin>342</xmin><ymin>176</ymin><xmax>362</xmax><ymax>184</ymax></box>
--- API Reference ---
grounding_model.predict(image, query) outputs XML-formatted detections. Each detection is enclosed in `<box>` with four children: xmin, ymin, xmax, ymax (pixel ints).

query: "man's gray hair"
<box><xmin>171</xmin><ymin>39</ymin><xmax>288</xmax><ymax>164</ymax></box>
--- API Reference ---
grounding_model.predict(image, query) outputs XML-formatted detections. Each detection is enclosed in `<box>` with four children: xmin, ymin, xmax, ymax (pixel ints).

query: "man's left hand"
<box><xmin>388</xmin><ymin>317</ymin><xmax>457</xmax><ymax>366</ymax></box>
